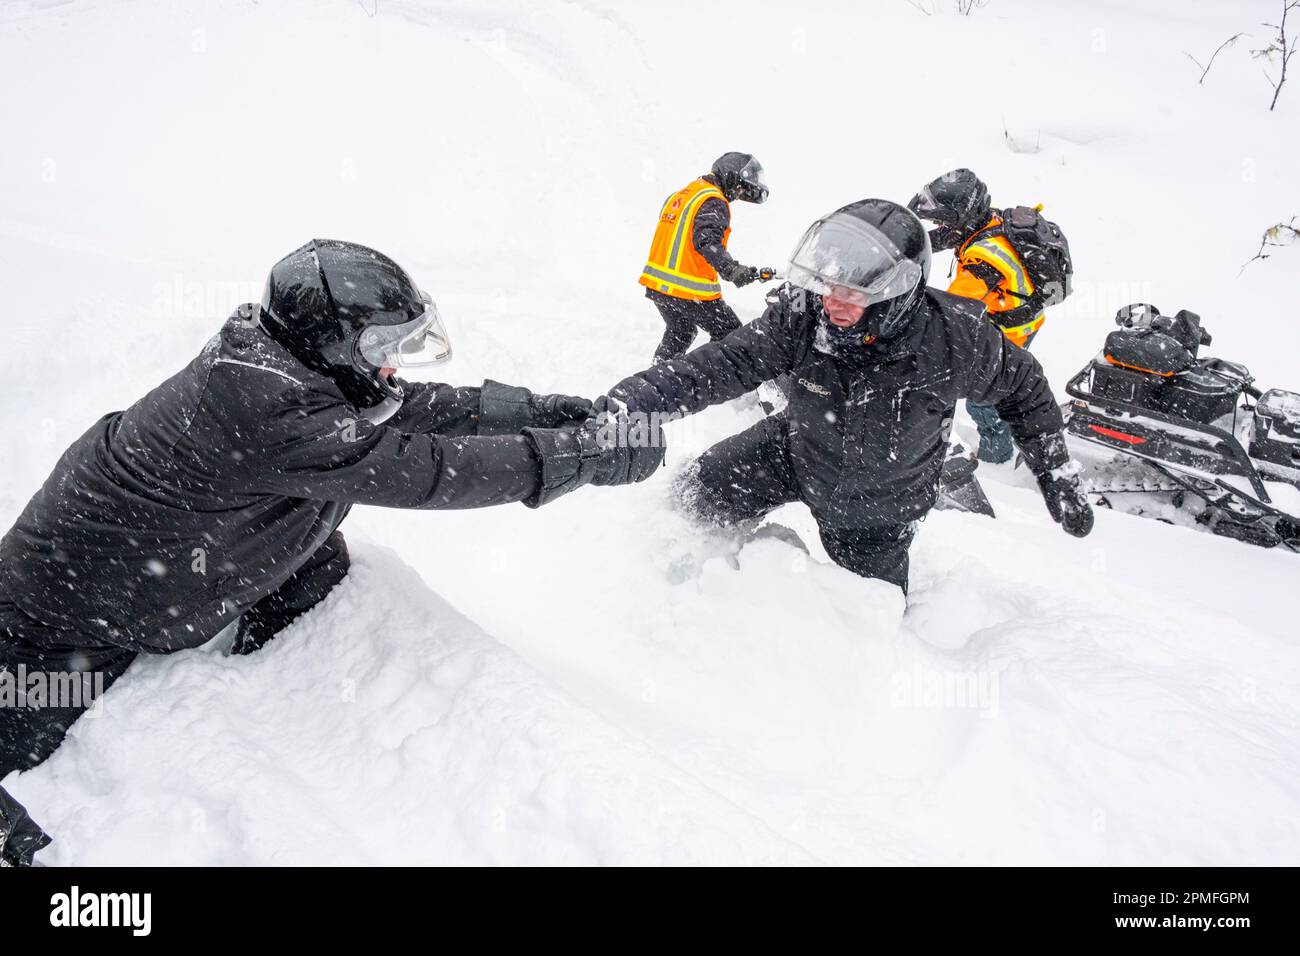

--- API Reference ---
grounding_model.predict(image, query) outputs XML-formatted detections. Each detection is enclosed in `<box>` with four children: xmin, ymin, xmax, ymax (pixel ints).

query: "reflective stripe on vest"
<box><xmin>953</xmin><ymin>218</ymin><xmax>1044</xmax><ymax>347</ymax></box>
<box><xmin>997</xmin><ymin>313</ymin><xmax>1045</xmax><ymax>348</ymax></box>
<box><xmin>638</xmin><ymin>178</ymin><xmax>729</xmax><ymax>302</ymax></box>
<box><xmin>963</xmin><ymin>235</ymin><xmax>1032</xmax><ymax>300</ymax></box>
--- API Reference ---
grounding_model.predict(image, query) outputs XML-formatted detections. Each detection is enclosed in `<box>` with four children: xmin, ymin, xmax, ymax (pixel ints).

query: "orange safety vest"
<box><xmin>639</xmin><ymin>178</ymin><xmax>731</xmax><ymax>302</ymax></box>
<box><xmin>948</xmin><ymin>214</ymin><xmax>1045</xmax><ymax>348</ymax></box>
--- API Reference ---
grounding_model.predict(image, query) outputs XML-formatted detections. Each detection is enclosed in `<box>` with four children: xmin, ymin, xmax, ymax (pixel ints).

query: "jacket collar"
<box><xmin>850</xmin><ymin>297</ymin><xmax>934</xmax><ymax>366</ymax></box>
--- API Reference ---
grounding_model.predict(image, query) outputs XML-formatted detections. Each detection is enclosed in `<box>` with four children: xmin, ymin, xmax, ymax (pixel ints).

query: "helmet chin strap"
<box><xmin>360</xmin><ymin>392</ymin><xmax>403</xmax><ymax>426</ymax></box>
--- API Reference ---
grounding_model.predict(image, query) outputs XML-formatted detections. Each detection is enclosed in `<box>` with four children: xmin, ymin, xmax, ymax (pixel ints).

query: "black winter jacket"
<box><xmin>0</xmin><ymin>307</ymin><xmax>544</xmax><ymax>653</ymax></box>
<box><xmin>612</xmin><ymin>284</ymin><xmax>1065</xmax><ymax>527</ymax></box>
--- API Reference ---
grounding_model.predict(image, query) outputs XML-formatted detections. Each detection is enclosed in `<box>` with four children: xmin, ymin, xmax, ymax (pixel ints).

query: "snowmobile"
<box><xmin>1062</xmin><ymin>303</ymin><xmax>1300</xmax><ymax>552</ymax></box>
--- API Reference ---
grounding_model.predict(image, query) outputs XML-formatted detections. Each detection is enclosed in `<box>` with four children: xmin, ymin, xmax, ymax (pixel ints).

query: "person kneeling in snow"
<box><xmin>606</xmin><ymin>199</ymin><xmax>1093</xmax><ymax>597</ymax></box>
<box><xmin>0</xmin><ymin>239</ymin><xmax>663</xmax><ymax>866</ymax></box>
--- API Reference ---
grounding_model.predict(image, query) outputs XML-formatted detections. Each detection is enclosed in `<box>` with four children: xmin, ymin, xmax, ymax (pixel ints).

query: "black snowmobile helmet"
<box><xmin>907</xmin><ymin>168</ymin><xmax>991</xmax><ymax>252</ymax></box>
<box><xmin>710</xmin><ymin>152</ymin><xmax>768</xmax><ymax>204</ymax></box>
<box><xmin>259</xmin><ymin>240</ymin><xmax>451</xmax><ymax>410</ymax></box>
<box><xmin>788</xmin><ymin>198</ymin><xmax>932</xmax><ymax>347</ymax></box>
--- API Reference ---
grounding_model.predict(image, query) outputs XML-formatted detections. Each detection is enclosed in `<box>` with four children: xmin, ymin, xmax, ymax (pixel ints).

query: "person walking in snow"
<box><xmin>607</xmin><ymin>199</ymin><xmax>1093</xmax><ymax>596</ymax></box>
<box><xmin>638</xmin><ymin>152</ymin><xmax>776</xmax><ymax>363</ymax></box>
<box><xmin>0</xmin><ymin>239</ymin><xmax>664</xmax><ymax>866</ymax></box>
<box><xmin>908</xmin><ymin>169</ymin><xmax>1073</xmax><ymax>463</ymax></box>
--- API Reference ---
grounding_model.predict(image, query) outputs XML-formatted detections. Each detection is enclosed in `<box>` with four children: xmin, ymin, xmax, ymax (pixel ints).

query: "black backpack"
<box><xmin>997</xmin><ymin>205</ymin><xmax>1073</xmax><ymax>308</ymax></box>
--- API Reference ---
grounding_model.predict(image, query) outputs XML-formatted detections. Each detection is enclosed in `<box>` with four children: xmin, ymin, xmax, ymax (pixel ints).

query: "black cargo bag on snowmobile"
<box><xmin>1092</xmin><ymin>304</ymin><xmax>1248</xmax><ymax>423</ymax></box>
<box><xmin>998</xmin><ymin>204</ymin><xmax>1073</xmax><ymax>307</ymax></box>
<box><xmin>1250</xmin><ymin>388</ymin><xmax>1300</xmax><ymax>469</ymax></box>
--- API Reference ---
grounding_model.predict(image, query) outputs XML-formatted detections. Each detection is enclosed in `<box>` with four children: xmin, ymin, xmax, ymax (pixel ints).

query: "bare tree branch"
<box><xmin>1184</xmin><ymin>33</ymin><xmax>1246</xmax><ymax>84</ymax></box>
<box><xmin>1240</xmin><ymin>216</ymin><xmax>1299</xmax><ymax>273</ymax></box>
<box><xmin>1253</xmin><ymin>0</ymin><xmax>1300</xmax><ymax>110</ymax></box>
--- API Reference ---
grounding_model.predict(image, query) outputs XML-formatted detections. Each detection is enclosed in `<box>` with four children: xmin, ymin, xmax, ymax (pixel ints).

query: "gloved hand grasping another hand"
<box><xmin>587</xmin><ymin>395</ymin><xmax>665</xmax><ymax>485</ymax></box>
<box><xmin>477</xmin><ymin>380</ymin><xmax>592</xmax><ymax>433</ymax></box>
<box><xmin>522</xmin><ymin>395</ymin><xmax>665</xmax><ymax>506</ymax></box>
<box><xmin>529</xmin><ymin>392</ymin><xmax>594</xmax><ymax>428</ymax></box>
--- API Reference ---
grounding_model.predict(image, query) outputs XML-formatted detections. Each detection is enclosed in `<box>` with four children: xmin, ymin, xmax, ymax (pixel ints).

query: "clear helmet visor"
<box><xmin>786</xmin><ymin>216</ymin><xmax>923</xmax><ymax>305</ymax></box>
<box><xmin>738</xmin><ymin>157</ymin><xmax>769</xmax><ymax>203</ymax></box>
<box><xmin>909</xmin><ymin>183</ymin><xmax>945</xmax><ymax>220</ymax></box>
<box><xmin>356</xmin><ymin>292</ymin><xmax>452</xmax><ymax>369</ymax></box>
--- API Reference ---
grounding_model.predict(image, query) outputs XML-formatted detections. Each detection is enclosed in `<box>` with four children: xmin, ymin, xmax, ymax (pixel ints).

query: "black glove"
<box><xmin>479</xmin><ymin>379</ymin><xmax>592</xmax><ymax>434</ymax></box>
<box><xmin>530</xmin><ymin>392</ymin><xmax>594</xmax><ymax>428</ymax></box>
<box><xmin>588</xmin><ymin>396</ymin><xmax>665</xmax><ymax>485</ymax></box>
<box><xmin>522</xmin><ymin>397</ymin><xmax>665</xmax><ymax>506</ymax></box>
<box><xmin>1036</xmin><ymin>470</ymin><xmax>1094</xmax><ymax>537</ymax></box>
<box><xmin>727</xmin><ymin>264</ymin><xmax>759</xmax><ymax>288</ymax></box>
<box><xmin>1019</xmin><ymin>431</ymin><xmax>1094</xmax><ymax>538</ymax></box>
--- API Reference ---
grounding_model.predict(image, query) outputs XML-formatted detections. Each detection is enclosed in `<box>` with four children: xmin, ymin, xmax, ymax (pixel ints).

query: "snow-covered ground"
<box><xmin>1</xmin><ymin>0</ymin><xmax>1297</xmax><ymax>864</ymax></box>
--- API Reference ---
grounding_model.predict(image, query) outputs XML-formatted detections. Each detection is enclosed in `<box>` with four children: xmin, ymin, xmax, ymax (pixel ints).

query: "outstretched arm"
<box><xmin>610</xmin><ymin>290</ymin><xmax>802</xmax><ymax>415</ymax></box>
<box><xmin>244</xmin><ymin>393</ymin><xmax>544</xmax><ymax>510</ymax></box>
<box><xmin>385</xmin><ymin>381</ymin><xmax>482</xmax><ymax>435</ymax></box>
<box><xmin>388</xmin><ymin>380</ymin><xmax>591</xmax><ymax>437</ymax></box>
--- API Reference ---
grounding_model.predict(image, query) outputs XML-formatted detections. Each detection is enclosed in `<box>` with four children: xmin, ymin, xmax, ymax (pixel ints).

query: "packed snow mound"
<box><xmin>395</xmin><ymin>455</ymin><xmax>1299</xmax><ymax>865</ymax></box>
<box><xmin>9</xmin><ymin>547</ymin><xmax>816</xmax><ymax>865</ymax></box>
<box><xmin>11</xmin><ymin>495</ymin><xmax>1298</xmax><ymax>865</ymax></box>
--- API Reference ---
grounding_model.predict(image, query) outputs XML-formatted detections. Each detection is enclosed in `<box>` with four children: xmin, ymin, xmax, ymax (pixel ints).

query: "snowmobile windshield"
<box><xmin>787</xmin><ymin>215</ymin><xmax>923</xmax><ymax>305</ymax></box>
<box><xmin>356</xmin><ymin>292</ymin><xmax>451</xmax><ymax>368</ymax></box>
<box><xmin>738</xmin><ymin>157</ymin><xmax>769</xmax><ymax>204</ymax></box>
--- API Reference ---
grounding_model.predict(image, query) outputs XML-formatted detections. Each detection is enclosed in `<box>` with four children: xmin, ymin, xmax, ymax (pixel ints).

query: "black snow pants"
<box><xmin>648</xmin><ymin>290</ymin><xmax>742</xmax><ymax>363</ymax></box>
<box><xmin>0</xmin><ymin>604</ymin><xmax>132</xmax><ymax>865</ymax></box>
<box><xmin>0</xmin><ymin>781</ymin><xmax>49</xmax><ymax>865</ymax></box>
<box><xmin>230</xmin><ymin>530</ymin><xmax>350</xmax><ymax>655</ymax></box>
<box><xmin>677</xmin><ymin>416</ymin><xmax>917</xmax><ymax>593</ymax></box>
<box><xmin>0</xmin><ymin>530</ymin><xmax>350</xmax><ymax>780</ymax></box>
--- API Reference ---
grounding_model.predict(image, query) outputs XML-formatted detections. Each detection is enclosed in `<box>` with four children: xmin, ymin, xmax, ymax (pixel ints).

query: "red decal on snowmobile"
<box><xmin>1088</xmin><ymin>424</ymin><xmax>1147</xmax><ymax>445</ymax></box>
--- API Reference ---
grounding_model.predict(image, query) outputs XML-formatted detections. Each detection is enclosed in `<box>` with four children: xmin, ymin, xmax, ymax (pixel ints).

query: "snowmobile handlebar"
<box><xmin>1114</xmin><ymin>303</ymin><xmax>1213</xmax><ymax>346</ymax></box>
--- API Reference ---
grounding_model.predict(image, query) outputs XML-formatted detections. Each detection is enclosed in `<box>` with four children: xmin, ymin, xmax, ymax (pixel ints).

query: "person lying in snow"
<box><xmin>0</xmin><ymin>239</ymin><xmax>663</xmax><ymax>866</ymax></box>
<box><xmin>606</xmin><ymin>198</ymin><xmax>1093</xmax><ymax>595</ymax></box>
